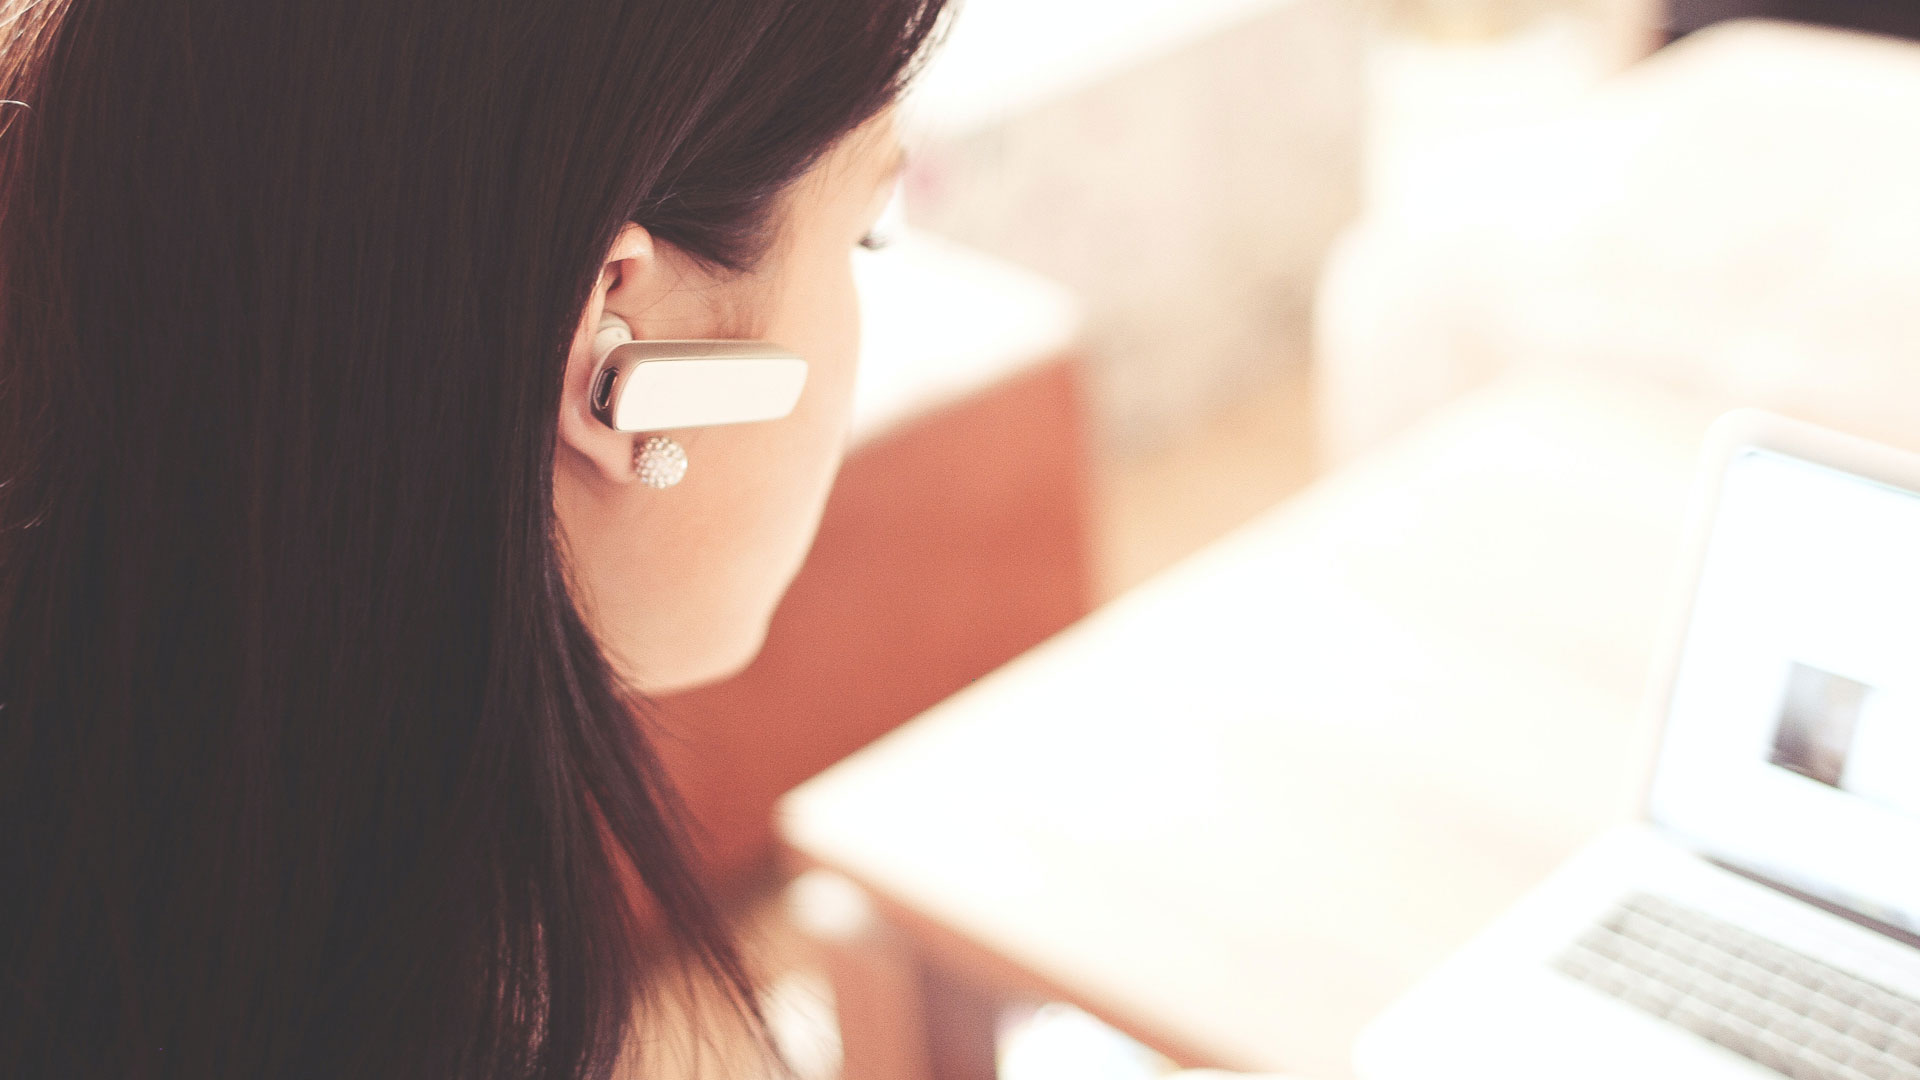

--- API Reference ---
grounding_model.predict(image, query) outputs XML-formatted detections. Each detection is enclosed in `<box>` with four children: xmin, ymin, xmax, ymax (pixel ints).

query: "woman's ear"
<box><xmin>558</xmin><ymin>224</ymin><xmax>657</xmax><ymax>485</ymax></box>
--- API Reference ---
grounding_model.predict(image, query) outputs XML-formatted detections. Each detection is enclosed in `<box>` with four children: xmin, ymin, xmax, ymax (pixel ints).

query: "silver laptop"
<box><xmin>1356</xmin><ymin>410</ymin><xmax>1920</xmax><ymax>1080</ymax></box>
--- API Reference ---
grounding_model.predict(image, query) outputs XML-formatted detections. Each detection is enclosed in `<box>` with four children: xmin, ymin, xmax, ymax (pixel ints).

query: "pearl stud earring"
<box><xmin>634</xmin><ymin>436</ymin><xmax>688</xmax><ymax>489</ymax></box>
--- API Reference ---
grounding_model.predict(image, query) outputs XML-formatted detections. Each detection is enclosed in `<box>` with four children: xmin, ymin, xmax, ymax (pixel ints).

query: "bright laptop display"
<box><xmin>1649</xmin><ymin>445</ymin><xmax>1920</xmax><ymax>937</ymax></box>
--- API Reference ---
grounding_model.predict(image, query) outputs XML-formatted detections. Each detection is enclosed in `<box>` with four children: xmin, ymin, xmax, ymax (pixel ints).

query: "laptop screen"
<box><xmin>1649</xmin><ymin>445</ymin><xmax>1920</xmax><ymax>937</ymax></box>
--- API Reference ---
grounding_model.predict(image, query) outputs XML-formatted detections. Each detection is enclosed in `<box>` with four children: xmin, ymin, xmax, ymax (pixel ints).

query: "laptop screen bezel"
<box><xmin>1642</xmin><ymin>410</ymin><xmax>1920</xmax><ymax>939</ymax></box>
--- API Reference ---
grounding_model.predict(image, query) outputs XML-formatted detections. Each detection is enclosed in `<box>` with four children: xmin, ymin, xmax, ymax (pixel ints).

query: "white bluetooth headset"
<box><xmin>589</xmin><ymin>312</ymin><xmax>809</xmax><ymax>488</ymax></box>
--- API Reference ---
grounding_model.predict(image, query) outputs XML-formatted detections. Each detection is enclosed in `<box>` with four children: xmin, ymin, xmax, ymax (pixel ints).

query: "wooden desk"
<box><xmin>780</xmin><ymin>375</ymin><xmax>1717</xmax><ymax>1078</ymax></box>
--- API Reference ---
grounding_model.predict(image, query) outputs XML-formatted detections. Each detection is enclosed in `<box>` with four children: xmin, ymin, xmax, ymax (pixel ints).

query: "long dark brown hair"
<box><xmin>0</xmin><ymin>0</ymin><xmax>945</xmax><ymax>1076</ymax></box>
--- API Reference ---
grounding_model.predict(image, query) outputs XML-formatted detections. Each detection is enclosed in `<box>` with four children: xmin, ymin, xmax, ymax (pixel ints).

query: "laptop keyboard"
<box><xmin>1553</xmin><ymin>892</ymin><xmax>1920</xmax><ymax>1080</ymax></box>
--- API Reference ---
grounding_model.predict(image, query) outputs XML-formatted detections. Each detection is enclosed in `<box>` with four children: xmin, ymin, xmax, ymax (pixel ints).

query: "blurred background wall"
<box><xmin>899</xmin><ymin>0</ymin><xmax>1365</xmax><ymax>457</ymax></box>
<box><xmin>885</xmin><ymin>0</ymin><xmax>1667</xmax><ymax>458</ymax></box>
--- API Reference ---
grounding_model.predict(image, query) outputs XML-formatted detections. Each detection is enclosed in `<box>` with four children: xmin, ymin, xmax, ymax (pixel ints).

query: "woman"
<box><xmin>0</xmin><ymin>0</ymin><xmax>943</xmax><ymax>1076</ymax></box>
